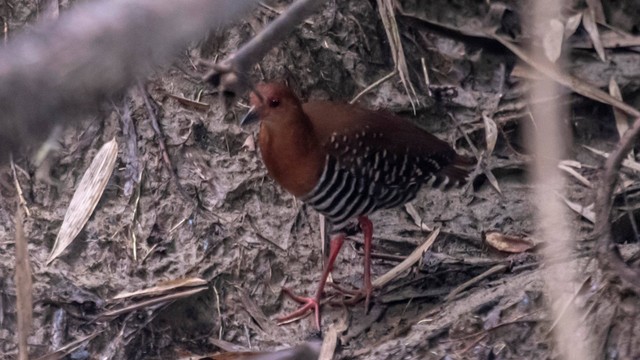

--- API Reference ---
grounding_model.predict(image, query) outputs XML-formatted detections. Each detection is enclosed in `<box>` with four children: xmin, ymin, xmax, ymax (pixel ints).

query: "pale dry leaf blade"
<box><xmin>47</xmin><ymin>138</ymin><xmax>119</xmax><ymax>265</ymax></box>
<box><xmin>582</xmin><ymin>8</ymin><xmax>606</xmax><ymax>61</ymax></box>
<box><xmin>558</xmin><ymin>163</ymin><xmax>592</xmax><ymax>188</ymax></box>
<box><xmin>564</xmin><ymin>12</ymin><xmax>583</xmax><ymax>39</ymax></box>
<box><xmin>583</xmin><ymin>145</ymin><xmax>640</xmax><ymax>173</ymax></box>
<box><xmin>484</xmin><ymin>169</ymin><xmax>502</xmax><ymax>194</ymax></box>
<box><xmin>559</xmin><ymin>159</ymin><xmax>583</xmax><ymax>168</ymax></box>
<box><xmin>376</xmin><ymin>0</ymin><xmax>419</xmax><ymax>111</ymax></box>
<box><xmin>557</xmin><ymin>193</ymin><xmax>595</xmax><ymax>223</ymax></box>
<box><xmin>608</xmin><ymin>78</ymin><xmax>630</xmax><ymax>140</ymax></box>
<box><xmin>543</xmin><ymin>19</ymin><xmax>565</xmax><ymax>62</ymax></box>
<box><xmin>586</xmin><ymin>0</ymin><xmax>606</xmax><ymax>23</ymax></box>
<box><xmin>14</xmin><ymin>207</ymin><xmax>32</xmax><ymax>359</ymax></box>
<box><xmin>404</xmin><ymin>203</ymin><xmax>432</xmax><ymax>232</ymax></box>
<box><xmin>482</xmin><ymin>111</ymin><xmax>498</xmax><ymax>155</ymax></box>
<box><xmin>372</xmin><ymin>228</ymin><xmax>440</xmax><ymax>288</ymax></box>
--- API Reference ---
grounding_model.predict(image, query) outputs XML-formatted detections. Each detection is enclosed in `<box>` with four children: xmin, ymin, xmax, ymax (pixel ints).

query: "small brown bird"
<box><xmin>242</xmin><ymin>82</ymin><xmax>474</xmax><ymax>329</ymax></box>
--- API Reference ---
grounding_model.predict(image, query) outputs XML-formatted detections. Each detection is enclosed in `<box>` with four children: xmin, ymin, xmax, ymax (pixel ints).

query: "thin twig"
<box><xmin>349</xmin><ymin>70</ymin><xmax>397</xmax><ymax>104</ymax></box>
<box><xmin>444</xmin><ymin>264</ymin><xmax>508</xmax><ymax>302</ymax></box>
<box><xmin>10</xmin><ymin>156</ymin><xmax>30</xmax><ymax>217</ymax></box>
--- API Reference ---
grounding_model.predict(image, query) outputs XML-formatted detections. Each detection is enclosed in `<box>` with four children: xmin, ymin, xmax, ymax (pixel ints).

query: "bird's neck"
<box><xmin>259</xmin><ymin>111</ymin><xmax>324</xmax><ymax>197</ymax></box>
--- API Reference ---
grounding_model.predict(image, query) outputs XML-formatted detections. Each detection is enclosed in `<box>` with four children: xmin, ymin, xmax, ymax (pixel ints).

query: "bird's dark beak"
<box><xmin>240</xmin><ymin>106</ymin><xmax>259</xmax><ymax>127</ymax></box>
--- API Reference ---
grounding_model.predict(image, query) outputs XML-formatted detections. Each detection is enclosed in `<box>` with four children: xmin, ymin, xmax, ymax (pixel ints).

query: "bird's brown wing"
<box><xmin>303</xmin><ymin>101</ymin><xmax>470</xmax><ymax>185</ymax></box>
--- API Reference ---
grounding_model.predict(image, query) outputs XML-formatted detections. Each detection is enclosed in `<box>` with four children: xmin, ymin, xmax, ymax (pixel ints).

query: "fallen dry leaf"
<box><xmin>558</xmin><ymin>161</ymin><xmax>592</xmax><ymax>188</ymax></box>
<box><xmin>482</xmin><ymin>111</ymin><xmax>498</xmax><ymax>155</ymax></box>
<box><xmin>484</xmin><ymin>168</ymin><xmax>502</xmax><ymax>195</ymax></box>
<box><xmin>14</xmin><ymin>207</ymin><xmax>32</xmax><ymax>360</ymax></box>
<box><xmin>609</xmin><ymin>78</ymin><xmax>630</xmax><ymax>140</ymax></box>
<box><xmin>47</xmin><ymin>138</ymin><xmax>118</xmax><ymax>265</ymax></box>
<box><xmin>483</xmin><ymin>230</ymin><xmax>534</xmax><ymax>253</ymax></box>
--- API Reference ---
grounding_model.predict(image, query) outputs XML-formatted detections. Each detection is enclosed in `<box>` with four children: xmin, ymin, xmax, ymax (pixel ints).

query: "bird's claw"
<box><xmin>276</xmin><ymin>287</ymin><xmax>321</xmax><ymax>330</ymax></box>
<box><xmin>329</xmin><ymin>283</ymin><xmax>374</xmax><ymax>313</ymax></box>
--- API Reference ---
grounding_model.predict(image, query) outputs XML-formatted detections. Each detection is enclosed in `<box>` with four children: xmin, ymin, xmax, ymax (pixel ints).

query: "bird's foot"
<box><xmin>329</xmin><ymin>282</ymin><xmax>374</xmax><ymax>312</ymax></box>
<box><xmin>276</xmin><ymin>287</ymin><xmax>321</xmax><ymax>330</ymax></box>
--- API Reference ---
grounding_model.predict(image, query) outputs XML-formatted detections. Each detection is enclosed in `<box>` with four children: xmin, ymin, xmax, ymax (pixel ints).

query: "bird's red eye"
<box><xmin>269</xmin><ymin>98</ymin><xmax>281</xmax><ymax>108</ymax></box>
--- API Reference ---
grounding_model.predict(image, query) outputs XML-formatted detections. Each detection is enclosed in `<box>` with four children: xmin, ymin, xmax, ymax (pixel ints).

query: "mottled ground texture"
<box><xmin>1</xmin><ymin>0</ymin><xmax>640</xmax><ymax>359</ymax></box>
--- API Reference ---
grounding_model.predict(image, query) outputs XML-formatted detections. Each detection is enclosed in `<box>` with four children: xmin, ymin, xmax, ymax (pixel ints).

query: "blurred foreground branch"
<box><xmin>0</xmin><ymin>0</ymin><xmax>258</xmax><ymax>162</ymax></box>
<box><xmin>204</xmin><ymin>0</ymin><xmax>329</xmax><ymax>102</ymax></box>
<box><xmin>529</xmin><ymin>1</ymin><xmax>592</xmax><ymax>357</ymax></box>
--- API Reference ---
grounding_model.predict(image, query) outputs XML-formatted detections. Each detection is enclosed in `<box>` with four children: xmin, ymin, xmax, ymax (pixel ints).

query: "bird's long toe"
<box><xmin>277</xmin><ymin>288</ymin><xmax>321</xmax><ymax>330</ymax></box>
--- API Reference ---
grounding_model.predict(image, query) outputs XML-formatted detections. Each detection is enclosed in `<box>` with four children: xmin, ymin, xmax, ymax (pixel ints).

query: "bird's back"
<box><xmin>300</xmin><ymin>101</ymin><xmax>473</xmax><ymax>230</ymax></box>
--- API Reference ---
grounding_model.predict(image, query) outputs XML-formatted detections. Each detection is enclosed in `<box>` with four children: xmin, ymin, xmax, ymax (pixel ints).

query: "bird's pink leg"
<box><xmin>277</xmin><ymin>233</ymin><xmax>345</xmax><ymax>330</ymax></box>
<box><xmin>329</xmin><ymin>216</ymin><xmax>374</xmax><ymax>310</ymax></box>
<box><xmin>358</xmin><ymin>216</ymin><xmax>373</xmax><ymax>312</ymax></box>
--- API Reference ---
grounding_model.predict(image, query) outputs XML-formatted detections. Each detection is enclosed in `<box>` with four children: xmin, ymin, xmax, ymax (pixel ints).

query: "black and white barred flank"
<box><xmin>301</xmin><ymin>138</ymin><xmax>466</xmax><ymax>231</ymax></box>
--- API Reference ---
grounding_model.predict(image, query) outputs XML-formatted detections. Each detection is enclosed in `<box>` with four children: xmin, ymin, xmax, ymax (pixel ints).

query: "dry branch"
<box><xmin>0</xmin><ymin>0</ymin><xmax>258</xmax><ymax>162</ymax></box>
<box><xmin>595</xmin><ymin>116</ymin><xmax>640</xmax><ymax>290</ymax></box>
<box><xmin>204</xmin><ymin>0</ymin><xmax>329</xmax><ymax>99</ymax></box>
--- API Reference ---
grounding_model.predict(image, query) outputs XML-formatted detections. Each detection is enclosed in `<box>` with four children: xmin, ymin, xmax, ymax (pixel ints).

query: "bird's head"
<box><xmin>241</xmin><ymin>82</ymin><xmax>303</xmax><ymax>127</ymax></box>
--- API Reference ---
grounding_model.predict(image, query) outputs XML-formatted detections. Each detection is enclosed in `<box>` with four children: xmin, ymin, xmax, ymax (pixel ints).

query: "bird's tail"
<box><xmin>433</xmin><ymin>154</ymin><xmax>476</xmax><ymax>189</ymax></box>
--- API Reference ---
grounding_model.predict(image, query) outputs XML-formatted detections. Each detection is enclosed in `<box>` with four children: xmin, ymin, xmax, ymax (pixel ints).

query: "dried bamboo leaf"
<box><xmin>484</xmin><ymin>169</ymin><xmax>502</xmax><ymax>195</ymax></box>
<box><xmin>608</xmin><ymin>78</ymin><xmax>630</xmax><ymax>140</ymax></box>
<box><xmin>543</xmin><ymin>19</ymin><xmax>565</xmax><ymax>62</ymax></box>
<box><xmin>376</xmin><ymin>0</ymin><xmax>419</xmax><ymax>111</ymax></box>
<box><xmin>558</xmin><ymin>162</ymin><xmax>592</xmax><ymax>188</ymax></box>
<box><xmin>557</xmin><ymin>193</ymin><xmax>595</xmax><ymax>223</ymax></box>
<box><xmin>585</xmin><ymin>0</ymin><xmax>606</xmax><ymax>23</ymax></box>
<box><xmin>582</xmin><ymin>8</ymin><xmax>606</xmax><ymax>61</ymax></box>
<box><xmin>583</xmin><ymin>145</ymin><xmax>640</xmax><ymax>173</ymax></box>
<box><xmin>482</xmin><ymin>111</ymin><xmax>498</xmax><ymax>155</ymax></box>
<box><xmin>564</xmin><ymin>12</ymin><xmax>583</xmax><ymax>39</ymax></box>
<box><xmin>373</xmin><ymin>228</ymin><xmax>440</xmax><ymax>289</ymax></box>
<box><xmin>47</xmin><ymin>138</ymin><xmax>118</xmax><ymax>265</ymax></box>
<box><xmin>14</xmin><ymin>207</ymin><xmax>32</xmax><ymax>360</ymax></box>
<box><xmin>404</xmin><ymin>203</ymin><xmax>432</xmax><ymax>232</ymax></box>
